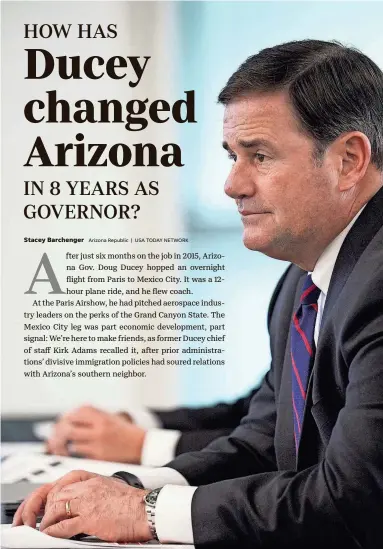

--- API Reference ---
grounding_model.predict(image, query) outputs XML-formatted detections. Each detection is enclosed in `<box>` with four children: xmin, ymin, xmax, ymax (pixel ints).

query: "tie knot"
<box><xmin>300</xmin><ymin>274</ymin><xmax>320</xmax><ymax>305</ymax></box>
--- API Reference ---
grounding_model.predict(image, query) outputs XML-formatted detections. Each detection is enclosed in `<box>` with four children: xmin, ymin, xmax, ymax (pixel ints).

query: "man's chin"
<box><xmin>242</xmin><ymin>231</ymin><xmax>287</xmax><ymax>261</ymax></box>
<box><xmin>242</xmin><ymin>231</ymin><xmax>270</xmax><ymax>253</ymax></box>
<box><xmin>242</xmin><ymin>230</ymin><xmax>297</xmax><ymax>264</ymax></box>
<box><xmin>241</xmin><ymin>216</ymin><xmax>276</xmax><ymax>251</ymax></box>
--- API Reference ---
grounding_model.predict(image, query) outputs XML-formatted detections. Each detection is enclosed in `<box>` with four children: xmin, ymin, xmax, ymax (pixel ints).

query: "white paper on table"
<box><xmin>1</xmin><ymin>452</ymin><xmax>184</xmax><ymax>490</ymax></box>
<box><xmin>1</xmin><ymin>443</ymin><xmax>46</xmax><ymax>459</ymax></box>
<box><xmin>1</xmin><ymin>526</ymin><xmax>194</xmax><ymax>549</ymax></box>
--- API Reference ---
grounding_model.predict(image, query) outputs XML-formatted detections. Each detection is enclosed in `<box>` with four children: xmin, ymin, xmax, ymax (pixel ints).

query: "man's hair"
<box><xmin>218</xmin><ymin>39</ymin><xmax>383</xmax><ymax>169</ymax></box>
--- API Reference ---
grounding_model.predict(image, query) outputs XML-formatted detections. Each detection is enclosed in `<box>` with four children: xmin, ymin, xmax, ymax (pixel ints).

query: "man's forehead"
<box><xmin>223</xmin><ymin>91</ymin><xmax>298</xmax><ymax>138</ymax></box>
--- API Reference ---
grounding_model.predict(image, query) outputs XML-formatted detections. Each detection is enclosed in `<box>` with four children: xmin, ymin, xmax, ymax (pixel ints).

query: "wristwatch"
<box><xmin>144</xmin><ymin>487</ymin><xmax>162</xmax><ymax>541</ymax></box>
<box><xmin>111</xmin><ymin>471</ymin><xmax>144</xmax><ymax>489</ymax></box>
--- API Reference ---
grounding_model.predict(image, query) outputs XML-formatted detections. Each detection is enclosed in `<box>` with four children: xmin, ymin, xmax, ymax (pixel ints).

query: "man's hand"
<box><xmin>46</xmin><ymin>406</ymin><xmax>146</xmax><ymax>463</ymax></box>
<box><xmin>12</xmin><ymin>470</ymin><xmax>98</xmax><ymax>528</ymax></box>
<box><xmin>13</xmin><ymin>470</ymin><xmax>153</xmax><ymax>543</ymax></box>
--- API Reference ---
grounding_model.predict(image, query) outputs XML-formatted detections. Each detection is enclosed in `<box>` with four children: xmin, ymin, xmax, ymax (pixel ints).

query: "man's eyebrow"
<box><xmin>238</xmin><ymin>138</ymin><xmax>273</xmax><ymax>149</ymax></box>
<box><xmin>222</xmin><ymin>139</ymin><xmax>273</xmax><ymax>151</ymax></box>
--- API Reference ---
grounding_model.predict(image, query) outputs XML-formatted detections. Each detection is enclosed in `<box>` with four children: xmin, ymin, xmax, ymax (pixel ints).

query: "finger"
<box><xmin>48</xmin><ymin>422</ymin><xmax>72</xmax><ymax>455</ymax></box>
<box><xmin>51</xmin><ymin>421</ymin><xmax>96</xmax><ymax>454</ymax></box>
<box><xmin>13</xmin><ymin>483</ymin><xmax>53</xmax><ymax>526</ymax></box>
<box><xmin>118</xmin><ymin>411</ymin><xmax>133</xmax><ymax>423</ymax></box>
<box><xmin>50</xmin><ymin>424</ymin><xmax>94</xmax><ymax>453</ymax></box>
<box><xmin>15</xmin><ymin>469</ymin><xmax>96</xmax><ymax>526</ymax></box>
<box><xmin>48</xmin><ymin>480</ymin><xmax>90</xmax><ymax>504</ymax></box>
<box><xmin>43</xmin><ymin>471</ymin><xmax>97</xmax><ymax>506</ymax></box>
<box><xmin>52</xmin><ymin>470</ymin><xmax>98</xmax><ymax>492</ymax></box>
<box><xmin>42</xmin><ymin>517</ymin><xmax>84</xmax><ymax>539</ymax></box>
<box><xmin>48</xmin><ymin>435</ymin><xmax>69</xmax><ymax>456</ymax></box>
<box><xmin>66</xmin><ymin>425</ymin><xmax>94</xmax><ymax>442</ymax></box>
<box><xmin>65</xmin><ymin>406</ymin><xmax>102</xmax><ymax>426</ymax></box>
<box><xmin>40</xmin><ymin>498</ymin><xmax>79</xmax><ymax>531</ymax></box>
<box><xmin>12</xmin><ymin>499</ymin><xmax>27</xmax><ymax>526</ymax></box>
<box><xmin>69</xmin><ymin>443</ymin><xmax>98</xmax><ymax>458</ymax></box>
<box><xmin>14</xmin><ymin>483</ymin><xmax>53</xmax><ymax>527</ymax></box>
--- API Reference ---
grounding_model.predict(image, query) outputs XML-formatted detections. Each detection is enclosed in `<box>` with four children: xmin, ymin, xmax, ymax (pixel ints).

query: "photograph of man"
<box><xmin>13</xmin><ymin>39</ymin><xmax>383</xmax><ymax>548</ymax></box>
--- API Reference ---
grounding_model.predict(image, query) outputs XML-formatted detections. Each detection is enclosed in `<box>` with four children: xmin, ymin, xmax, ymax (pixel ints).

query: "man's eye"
<box><xmin>255</xmin><ymin>153</ymin><xmax>266</xmax><ymax>163</ymax></box>
<box><xmin>227</xmin><ymin>152</ymin><xmax>237</xmax><ymax>162</ymax></box>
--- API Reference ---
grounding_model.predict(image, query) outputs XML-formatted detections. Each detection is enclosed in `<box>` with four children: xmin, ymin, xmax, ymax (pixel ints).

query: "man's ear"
<box><xmin>335</xmin><ymin>131</ymin><xmax>371</xmax><ymax>191</ymax></box>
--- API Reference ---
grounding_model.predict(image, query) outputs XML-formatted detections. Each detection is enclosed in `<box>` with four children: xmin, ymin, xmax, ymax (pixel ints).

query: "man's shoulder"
<box><xmin>351</xmin><ymin>224</ymin><xmax>383</xmax><ymax>289</ymax></box>
<box><xmin>331</xmin><ymin>226</ymin><xmax>383</xmax><ymax>330</ymax></box>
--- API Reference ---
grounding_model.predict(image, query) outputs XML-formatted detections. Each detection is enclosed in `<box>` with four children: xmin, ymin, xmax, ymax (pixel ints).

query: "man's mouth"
<box><xmin>239</xmin><ymin>210</ymin><xmax>269</xmax><ymax>216</ymax></box>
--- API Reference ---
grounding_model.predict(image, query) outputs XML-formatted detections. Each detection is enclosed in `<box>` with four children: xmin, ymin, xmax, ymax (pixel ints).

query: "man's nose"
<box><xmin>224</xmin><ymin>163</ymin><xmax>255</xmax><ymax>199</ymax></box>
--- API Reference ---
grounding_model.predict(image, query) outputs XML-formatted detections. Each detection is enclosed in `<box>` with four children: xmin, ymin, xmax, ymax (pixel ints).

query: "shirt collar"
<box><xmin>311</xmin><ymin>205</ymin><xmax>366</xmax><ymax>295</ymax></box>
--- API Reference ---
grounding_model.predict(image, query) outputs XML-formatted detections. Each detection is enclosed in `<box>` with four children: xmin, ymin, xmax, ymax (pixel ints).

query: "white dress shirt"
<box><xmin>127</xmin><ymin>408</ymin><xmax>182</xmax><ymax>467</ymax></box>
<box><xmin>139</xmin><ymin>206</ymin><xmax>366</xmax><ymax>544</ymax></box>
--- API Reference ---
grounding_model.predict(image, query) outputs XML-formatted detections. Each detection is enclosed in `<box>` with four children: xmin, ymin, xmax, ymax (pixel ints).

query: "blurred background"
<box><xmin>2</xmin><ymin>1</ymin><xmax>383</xmax><ymax>422</ymax></box>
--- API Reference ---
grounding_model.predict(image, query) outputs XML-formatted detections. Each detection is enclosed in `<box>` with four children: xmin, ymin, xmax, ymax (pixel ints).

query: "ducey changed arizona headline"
<box><xmin>22</xmin><ymin>23</ymin><xmax>197</xmax><ymax>220</ymax></box>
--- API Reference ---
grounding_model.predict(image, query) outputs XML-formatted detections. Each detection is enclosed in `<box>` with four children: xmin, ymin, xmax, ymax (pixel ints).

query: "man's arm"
<box><xmin>138</xmin><ymin>388</ymin><xmax>258</xmax><ymax>464</ymax></box>
<box><xmin>44</xmin><ymin>395</ymin><xmax>258</xmax><ymax>465</ymax></box>
<box><xmin>141</xmin><ymin>426</ymin><xmax>242</xmax><ymax>466</ymax></box>
<box><xmin>174</xmin><ymin>427</ymin><xmax>238</xmax><ymax>454</ymax></box>
<box><xmin>152</xmin><ymin>387</ymin><xmax>258</xmax><ymax>432</ymax></box>
<box><xmin>166</xmin><ymin>369</ymin><xmax>277</xmax><ymax>484</ymax></box>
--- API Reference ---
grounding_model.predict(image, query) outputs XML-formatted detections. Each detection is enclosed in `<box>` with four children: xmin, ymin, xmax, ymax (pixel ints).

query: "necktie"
<box><xmin>291</xmin><ymin>274</ymin><xmax>321</xmax><ymax>453</ymax></box>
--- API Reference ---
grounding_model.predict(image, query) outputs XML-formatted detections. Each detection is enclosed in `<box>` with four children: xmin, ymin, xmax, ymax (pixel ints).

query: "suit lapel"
<box><xmin>321</xmin><ymin>186</ymin><xmax>383</xmax><ymax>328</ymax></box>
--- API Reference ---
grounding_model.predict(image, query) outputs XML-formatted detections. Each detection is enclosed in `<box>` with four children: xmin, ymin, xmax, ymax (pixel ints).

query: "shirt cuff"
<box><xmin>138</xmin><ymin>466</ymin><xmax>189</xmax><ymax>491</ymax></box>
<box><xmin>141</xmin><ymin>429</ymin><xmax>182</xmax><ymax>467</ymax></box>
<box><xmin>125</xmin><ymin>408</ymin><xmax>162</xmax><ymax>429</ymax></box>
<box><xmin>155</xmin><ymin>484</ymin><xmax>197</xmax><ymax>544</ymax></box>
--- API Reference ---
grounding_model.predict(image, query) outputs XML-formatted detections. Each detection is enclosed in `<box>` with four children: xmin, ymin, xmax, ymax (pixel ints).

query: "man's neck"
<box><xmin>297</xmin><ymin>203</ymin><xmax>368</xmax><ymax>272</ymax></box>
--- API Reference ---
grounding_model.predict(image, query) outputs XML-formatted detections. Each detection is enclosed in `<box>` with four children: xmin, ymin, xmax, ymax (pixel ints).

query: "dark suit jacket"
<box><xmin>152</xmin><ymin>388</ymin><xmax>259</xmax><ymax>454</ymax></box>
<box><xmin>166</xmin><ymin>186</ymin><xmax>383</xmax><ymax>549</ymax></box>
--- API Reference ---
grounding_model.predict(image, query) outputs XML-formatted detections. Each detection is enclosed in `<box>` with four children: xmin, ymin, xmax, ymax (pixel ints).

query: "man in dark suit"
<box><xmin>14</xmin><ymin>39</ymin><xmax>383</xmax><ymax>548</ymax></box>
